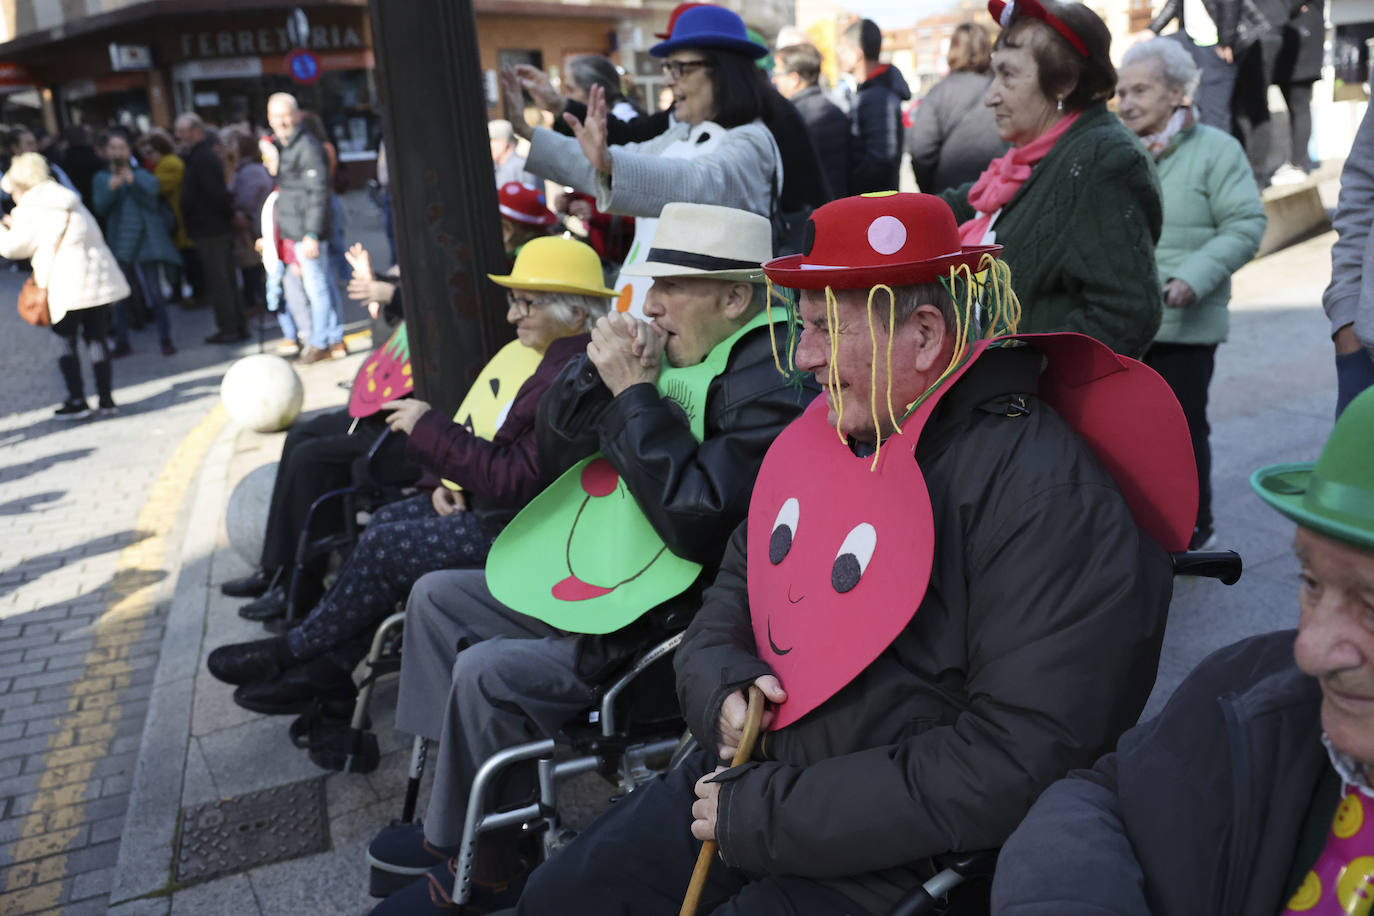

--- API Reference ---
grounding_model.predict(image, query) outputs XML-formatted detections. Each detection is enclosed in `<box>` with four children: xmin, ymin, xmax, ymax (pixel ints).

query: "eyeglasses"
<box><xmin>661</xmin><ymin>59</ymin><xmax>711</xmax><ymax>80</ymax></box>
<box><xmin>507</xmin><ymin>294</ymin><xmax>540</xmax><ymax>316</ymax></box>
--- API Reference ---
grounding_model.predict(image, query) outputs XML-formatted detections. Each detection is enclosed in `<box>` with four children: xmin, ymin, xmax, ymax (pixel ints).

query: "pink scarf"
<box><xmin>958</xmin><ymin>111</ymin><xmax>1081</xmax><ymax>245</ymax></box>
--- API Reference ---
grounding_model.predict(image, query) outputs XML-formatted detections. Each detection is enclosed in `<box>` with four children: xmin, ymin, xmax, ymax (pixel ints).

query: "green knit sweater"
<box><xmin>942</xmin><ymin>104</ymin><xmax>1164</xmax><ymax>358</ymax></box>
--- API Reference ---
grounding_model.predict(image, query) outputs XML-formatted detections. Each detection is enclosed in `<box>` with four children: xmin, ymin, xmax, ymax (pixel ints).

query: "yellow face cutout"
<box><xmin>1335</xmin><ymin>795</ymin><xmax>1366</xmax><ymax>840</ymax></box>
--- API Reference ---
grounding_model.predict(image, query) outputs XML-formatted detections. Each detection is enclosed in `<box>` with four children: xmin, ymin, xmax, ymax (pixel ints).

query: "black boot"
<box><xmin>232</xmin><ymin>656</ymin><xmax>356</xmax><ymax>716</ymax></box>
<box><xmin>239</xmin><ymin>585</ymin><xmax>288</xmax><ymax>622</ymax></box>
<box><xmin>57</xmin><ymin>354</ymin><xmax>84</xmax><ymax>403</ymax></box>
<box><xmin>207</xmin><ymin>635</ymin><xmax>295</xmax><ymax>685</ymax></box>
<box><xmin>91</xmin><ymin>356</ymin><xmax>113</xmax><ymax>408</ymax></box>
<box><xmin>221</xmin><ymin>568</ymin><xmax>277</xmax><ymax>599</ymax></box>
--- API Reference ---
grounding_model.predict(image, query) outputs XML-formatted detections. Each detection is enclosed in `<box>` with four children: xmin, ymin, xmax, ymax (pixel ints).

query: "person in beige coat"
<box><xmin>0</xmin><ymin>152</ymin><xmax>130</xmax><ymax>418</ymax></box>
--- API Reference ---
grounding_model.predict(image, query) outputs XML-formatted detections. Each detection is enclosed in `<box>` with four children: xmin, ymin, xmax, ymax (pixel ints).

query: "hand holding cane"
<box><xmin>679</xmin><ymin>684</ymin><xmax>765</xmax><ymax>916</ymax></box>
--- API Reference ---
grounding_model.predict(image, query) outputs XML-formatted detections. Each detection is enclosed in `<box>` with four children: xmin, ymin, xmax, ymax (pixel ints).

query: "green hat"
<box><xmin>1251</xmin><ymin>386</ymin><xmax>1374</xmax><ymax>549</ymax></box>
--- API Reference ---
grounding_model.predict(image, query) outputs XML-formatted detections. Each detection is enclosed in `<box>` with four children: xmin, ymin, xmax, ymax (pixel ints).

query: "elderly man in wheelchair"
<box><xmin>504</xmin><ymin>191</ymin><xmax>1211</xmax><ymax>915</ymax></box>
<box><xmin>364</xmin><ymin>203</ymin><xmax>817</xmax><ymax>912</ymax></box>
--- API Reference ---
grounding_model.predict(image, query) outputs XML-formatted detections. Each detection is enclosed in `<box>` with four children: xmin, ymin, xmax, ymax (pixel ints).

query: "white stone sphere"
<box><xmin>220</xmin><ymin>354</ymin><xmax>304</xmax><ymax>432</ymax></box>
<box><xmin>224</xmin><ymin>462</ymin><xmax>277</xmax><ymax>566</ymax></box>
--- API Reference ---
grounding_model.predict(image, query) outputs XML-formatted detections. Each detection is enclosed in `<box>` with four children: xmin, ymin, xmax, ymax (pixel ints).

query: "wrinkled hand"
<box><xmin>499</xmin><ymin>68</ymin><xmax>535</xmax><ymax>141</ymax></box>
<box><xmin>716</xmin><ymin>675</ymin><xmax>786</xmax><ymax>761</ymax></box>
<box><xmin>632</xmin><ymin>318</ymin><xmax>668</xmax><ymax>370</ymax></box>
<box><xmin>513</xmin><ymin>64</ymin><xmax>565</xmax><ymax>115</ymax></box>
<box><xmin>588</xmin><ymin>313</ymin><xmax>657</xmax><ymax>395</ymax></box>
<box><xmin>1163</xmin><ymin>278</ymin><xmax>1196</xmax><ymax>308</ymax></box>
<box><xmin>690</xmin><ymin>766</ymin><xmax>728</xmax><ymax>842</ymax></box>
<box><xmin>564</xmin><ymin>85</ymin><xmax>612</xmax><ymax>174</ymax></box>
<box><xmin>382</xmin><ymin>398</ymin><xmax>430</xmax><ymax>436</ymax></box>
<box><xmin>431</xmin><ymin>485</ymin><xmax>467</xmax><ymax>516</ymax></box>
<box><xmin>298</xmin><ymin>236</ymin><xmax>320</xmax><ymax>260</ymax></box>
<box><xmin>345</xmin><ymin>242</ymin><xmax>374</xmax><ymax>282</ymax></box>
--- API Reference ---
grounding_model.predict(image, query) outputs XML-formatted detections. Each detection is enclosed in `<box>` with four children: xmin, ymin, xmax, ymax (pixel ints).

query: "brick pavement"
<box><xmin>0</xmin><ymin>273</ymin><xmax>257</xmax><ymax>915</ymax></box>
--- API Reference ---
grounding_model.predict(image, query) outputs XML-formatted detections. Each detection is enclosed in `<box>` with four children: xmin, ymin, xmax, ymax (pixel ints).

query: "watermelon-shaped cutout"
<box><xmin>348</xmin><ymin>323</ymin><xmax>413</xmax><ymax>418</ymax></box>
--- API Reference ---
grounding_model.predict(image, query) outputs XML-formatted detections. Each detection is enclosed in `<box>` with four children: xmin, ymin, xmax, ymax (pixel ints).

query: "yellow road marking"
<box><xmin>0</xmin><ymin>404</ymin><xmax>228</xmax><ymax>914</ymax></box>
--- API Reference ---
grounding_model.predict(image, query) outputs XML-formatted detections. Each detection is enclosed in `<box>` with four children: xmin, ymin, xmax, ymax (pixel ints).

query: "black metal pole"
<box><xmin>368</xmin><ymin>0</ymin><xmax>512</xmax><ymax>416</ymax></box>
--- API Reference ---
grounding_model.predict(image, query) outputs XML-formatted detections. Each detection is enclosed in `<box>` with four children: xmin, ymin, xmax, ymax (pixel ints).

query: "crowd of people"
<box><xmin>1</xmin><ymin>98</ymin><xmax>365</xmax><ymax>419</ymax></box>
<box><xmin>10</xmin><ymin>0</ymin><xmax>1368</xmax><ymax>911</ymax></box>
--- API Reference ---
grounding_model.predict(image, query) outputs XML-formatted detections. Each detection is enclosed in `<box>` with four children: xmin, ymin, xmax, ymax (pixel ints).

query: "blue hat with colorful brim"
<box><xmin>650</xmin><ymin>6</ymin><xmax>769</xmax><ymax>59</ymax></box>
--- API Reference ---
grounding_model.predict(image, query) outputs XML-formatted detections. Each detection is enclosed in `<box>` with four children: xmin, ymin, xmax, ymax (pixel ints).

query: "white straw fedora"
<box><xmin>619</xmin><ymin>202</ymin><xmax>772</xmax><ymax>282</ymax></box>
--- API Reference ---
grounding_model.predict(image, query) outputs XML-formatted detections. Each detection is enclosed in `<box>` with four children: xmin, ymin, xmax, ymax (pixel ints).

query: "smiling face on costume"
<box><xmin>1293</xmin><ymin>526</ymin><xmax>1374</xmax><ymax>774</ymax></box>
<box><xmin>641</xmin><ymin>275</ymin><xmax>751</xmax><ymax>368</ymax></box>
<box><xmin>664</xmin><ymin>49</ymin><xmax>717</xmax><ymax>126</ymax></box>
<box><xmin>793</xmin><ymin>287</ymin><xmax>951</xmax><ymax>443</ymax></box>
<box><xmin>985</xmin><ymin>29</ymin><xmax>1065</xmax><ymax>147</ymax></box>
<box><xmin>1117</xmin><ymin>59</ymin><xmax>1186</xmax><ymax>138</ymax></box>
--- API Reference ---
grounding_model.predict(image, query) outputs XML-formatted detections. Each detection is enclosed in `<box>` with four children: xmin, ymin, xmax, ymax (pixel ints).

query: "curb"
<box><xmin>109</xmin><ymin>412</ymin><xmax>239</xmax><ymax>906</ymax></box>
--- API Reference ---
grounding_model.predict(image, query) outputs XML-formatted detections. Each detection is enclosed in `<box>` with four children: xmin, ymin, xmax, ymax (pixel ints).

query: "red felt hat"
<box><xmin>655</xmin><ymin>2</ymin><xmax>712</xmax><ymax>39</ymax></box>
<box><xmin>763</xmin><ymin>192</ymin><xmax>1001</xmax><ymax>290</ymax></box>
<box><xmin>988</xmin><ymin>0</ymin><xmax>1089</xmax><ymax>57</ymax></box>
<box><xmin>498</xmin><ymin>182</ymin><xmax>556</xmax><ymax>227</ymax></box>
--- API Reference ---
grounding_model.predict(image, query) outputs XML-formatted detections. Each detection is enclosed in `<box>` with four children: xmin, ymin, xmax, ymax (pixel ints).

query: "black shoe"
<box><xmin>221</xmin><ymin>568</ymin><xmax>276</xmax><ymax>599</ymax></box>
<box><xmin>207</xmin><ymin>635</ymin><xmax>294</xmax><ymax>686</ymax></box>
<box><xmin>54</xmin><ymin>400</ymin><xmax>92</xmax><ymax>420</ymax></box>
<box><xmin>239</xmin><ymin>585</ymin><xmax>288</xmax><ymax>622</ymax></box>
<box><xmin>232</xmin><ymin>659</ymin><xmax>356</xmax><ymax>717</ymax></box>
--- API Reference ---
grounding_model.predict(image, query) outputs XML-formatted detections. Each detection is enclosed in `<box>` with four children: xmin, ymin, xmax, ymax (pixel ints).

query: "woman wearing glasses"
<box><xmin>205</xmin><ymin>237</ymin><xmax>615</xmax><ymax>716</ymax></box>
<box><xmin>501</xmin><ymin>5</ymin><xmax>782</xmax><ymax>317</ymax></box>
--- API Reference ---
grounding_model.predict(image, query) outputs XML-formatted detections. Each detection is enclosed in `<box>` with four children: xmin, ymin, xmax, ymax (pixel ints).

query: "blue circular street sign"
<box><xmin>285</xmin><ymin>48</ymin><xmax>321</xmax><ymax>85</ymax></box>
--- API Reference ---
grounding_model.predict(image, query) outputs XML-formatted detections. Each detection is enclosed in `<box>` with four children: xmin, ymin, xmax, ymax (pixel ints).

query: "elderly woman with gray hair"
<box><xmin>1118</xmin><ymin>37</ymin><xmax>1266</xmax><ymax>549</ymax></box>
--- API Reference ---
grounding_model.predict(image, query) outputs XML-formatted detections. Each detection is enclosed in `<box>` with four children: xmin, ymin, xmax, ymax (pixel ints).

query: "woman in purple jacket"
<box><xmin>205</xmin><ymin>238</ymin><xmax>614</xmax><ymax>713</ymax></box>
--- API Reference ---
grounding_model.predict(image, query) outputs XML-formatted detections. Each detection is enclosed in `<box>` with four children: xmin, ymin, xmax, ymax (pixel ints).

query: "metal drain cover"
<box><xmin>175</xmin><ymin>777</ymin><xmax>330</xmax><ymax>883</ymax></box>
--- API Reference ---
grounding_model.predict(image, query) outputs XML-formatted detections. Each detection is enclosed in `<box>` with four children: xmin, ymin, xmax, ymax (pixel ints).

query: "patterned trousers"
<box><xmin>285</xmin><ymin>492</ymin><xmax>498</xmax><ymax>668</ymax></box>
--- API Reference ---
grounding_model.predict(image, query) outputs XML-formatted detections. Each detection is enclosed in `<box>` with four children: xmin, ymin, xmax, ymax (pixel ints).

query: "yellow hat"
<box><xmin>488</xmin><ymin>237</ymin><xmax>616</xmax><ymax>297</ymax></box>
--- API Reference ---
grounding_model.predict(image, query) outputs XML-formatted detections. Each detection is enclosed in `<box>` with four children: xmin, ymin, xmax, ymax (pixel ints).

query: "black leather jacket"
<box><xmin>1150</xmin><ymin>0</ymin><xmax>1273</xmax><ymax>50</ymax></box>
<box><xmin>536</xmin><ymin>323</ymin><xmax>818</xmax><ymax>679</ymax></box>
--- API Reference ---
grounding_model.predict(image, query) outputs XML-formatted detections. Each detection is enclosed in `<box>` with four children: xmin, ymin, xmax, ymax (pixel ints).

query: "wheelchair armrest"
<box><xmin>1170</xmin><ymin>549</ymin><xmax>1242</xmax><ymax>585</ymax></box>
<box><xmin>886</xmin><ymin>849</ymin><xmax>999</xmax><ymax>916</ymax></box>
<box><xmin>598</xmin><ymin>632</ymin><xmax>683</xmax><ymax>737</ymax></box>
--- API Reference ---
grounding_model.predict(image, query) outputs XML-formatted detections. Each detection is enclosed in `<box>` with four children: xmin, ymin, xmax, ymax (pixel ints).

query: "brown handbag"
<box><xmin>17</xmin><ymin>211</ymin><xmax>72</xmax><ymax>327</ymax></box>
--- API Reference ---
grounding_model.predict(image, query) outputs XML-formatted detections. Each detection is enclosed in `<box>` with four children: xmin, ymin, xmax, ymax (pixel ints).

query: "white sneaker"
<box><xmin>1270</xmin><ymin>163</ymin><xmax>1307</xmax><ymax>186</ymax></box>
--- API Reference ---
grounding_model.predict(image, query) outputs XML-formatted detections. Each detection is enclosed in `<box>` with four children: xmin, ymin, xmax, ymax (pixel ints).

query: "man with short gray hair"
<box><xmin>489</xmin><ymin>119</ymin><xmax>539</xmax><ymax>188</ymax></box>
<box><xmin>263</xmin><ymin>92</ymin><xmax>342</xmax><ymax>362</ymax></box>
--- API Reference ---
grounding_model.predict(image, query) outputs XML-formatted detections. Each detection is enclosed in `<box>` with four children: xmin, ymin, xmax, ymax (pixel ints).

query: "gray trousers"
<box><xmin>395</xmin><ymin>569</ymin><xmax>595</xmax><ymax>848</ymax></box>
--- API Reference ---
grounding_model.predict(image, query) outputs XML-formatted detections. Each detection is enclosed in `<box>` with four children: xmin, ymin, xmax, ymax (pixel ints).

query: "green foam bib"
<box><xmin>487</xmin><ymin>309</ymin><xmax>781</xmax><ymax>634</ymax></box>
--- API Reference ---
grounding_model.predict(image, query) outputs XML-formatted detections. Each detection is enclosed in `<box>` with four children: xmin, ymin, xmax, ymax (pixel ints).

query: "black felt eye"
<box><xmin>769</xmin><ymin>497</ymin><xmax>799</xmax><ymax>565</ymax></box>
<box><xmin>831</xmin><ymin>523</ymin><xmax>876</xmax><ymax>593</ymax></box>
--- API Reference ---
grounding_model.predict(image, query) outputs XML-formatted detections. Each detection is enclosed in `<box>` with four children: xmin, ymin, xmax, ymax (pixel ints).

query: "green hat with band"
<box><xmin>1251</xmin><ymin>386</ymin><xmax>1374</xmax><ymax>550</ymax></box>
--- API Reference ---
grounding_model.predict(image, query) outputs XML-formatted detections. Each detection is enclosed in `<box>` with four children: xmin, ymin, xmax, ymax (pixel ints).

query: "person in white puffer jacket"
<box><xmin>0</xmin><ymin>152</ymin><xmax>130</xmax><ymax>419</ymax></box>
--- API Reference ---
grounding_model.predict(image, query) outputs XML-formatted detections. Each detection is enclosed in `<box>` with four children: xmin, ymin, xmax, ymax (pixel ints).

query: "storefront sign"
<box><xmin>174</xmin><ymin>58</ymin><xmax>264</xmax><ymax>80</ymax></box>
<box><xmin>285</xmin><ymin>48</ymin><xmax>321</xmax><ymax>85</ymax></box>
<box><xmin>0</xmin><ymin>63</ymin><xmax>35</xmax><ymax>88</ymax></box>
<box><xmin>109</xmin><ymin>43</ymin><xmax>153</xmax><ymax>72</ymax></box>
<box><xmin>177</xmin><ymin>25</ymin><xmax>363</xmax><ymax>59</ymax></box>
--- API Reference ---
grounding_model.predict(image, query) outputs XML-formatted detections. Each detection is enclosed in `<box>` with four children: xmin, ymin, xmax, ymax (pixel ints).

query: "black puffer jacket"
<box><xmin>536</xmin><ymin>323</ymin><xmax>818</xmax><ymax>678</ymax></box>
<box><xmin>273</xmin><ymin>130</ymin><xmax>331</xmax><ymax>241</ymax></box>
<box><xmin>674</xmin><ymin>346</ymin><xmax>1173</xmax><ymax>914</ymax></box>
<box><xmin>993</xmin><ymin>631</ymin><xmax>1327</xmax><ymax>916</ymax></box>
<box><xmin>849</xmin><ymin>64</ymin><xmax>912</xmax><ymax>194</ymax></box>
<box><xmin>791</xmin><ymin>85</ymin><xmax>850</xmax><ymax>201</ymax></box>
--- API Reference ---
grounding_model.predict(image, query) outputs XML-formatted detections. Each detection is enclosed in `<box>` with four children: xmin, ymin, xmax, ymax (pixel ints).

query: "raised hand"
<box><xmin>499</xmin><ymin>68</ymin><xmax>534</xmax><ymax>141</ymax></box>
<box><xmin>564</xmin><ymin>84</ymin><xmax>612</xmax><ymax>174</ymax></box>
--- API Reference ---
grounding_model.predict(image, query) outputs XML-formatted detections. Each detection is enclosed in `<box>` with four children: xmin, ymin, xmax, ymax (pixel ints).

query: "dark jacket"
<box><xmin>406</xmin><ymin>333</ymin><xmax>588</xmax><ymax>529</ymax></box>
<box><xmin>790</xmin><ymin>85</ymin><xmax>850</xmax><ymax>200</ymax></box>
<box><xmin>993</xmin><ymin>631</ymin><xmax>1327</xmax><ymax>916</ymax></box>
<box><xmin>537</xmin><ymin>324</ymin><xmax>817</xmax><ymax>679</ymax></box>
<box><xmin>90</xmin><ymin>165</ymin><xmax>181</xmax><ymax>266</ymax></box>
<box><xmin>941</xmin><ymin>103</ymin><xmax>1164</xmax><ymax>357</ymax></box>
<box><xmin>179</xmin><ymin>138</ymin><xmax>233</xmax><ymax>238</ymax></box>
<box><xmin>675</xmin><ymin>346</ymin><xmax>1173</xmax><ymax>914</ymax></box>
<box><xmin>849</xmin><ymin>63</ymin><xmax>912</xmax><ymax>194</ymax></box>
<box><xmin>1150</xmin><ymin>0</ymin><xmax>1273</xmax><ymax>50</ymax></box>
<box><xmin>1276</xmin><ymin>0</ymin><xmax>1325</xmax><ymax>84</ymax></box>
<box><xmin>906</xmin><ymin>71</ymin><xmax>1008</xmax><ymax>195</ymax></box>
<box><xmin>59</xmin><ymin>143</ymin><xmax>102</xmax><ymax>210</ymax></box>
<box><xmin>274</xmin><ymin>130</ymin><xmax>331</xmax><ymax>241</ymax></box>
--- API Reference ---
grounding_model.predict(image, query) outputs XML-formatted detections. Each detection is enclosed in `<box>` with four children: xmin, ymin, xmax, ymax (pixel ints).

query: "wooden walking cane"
<box><xmin>679</xmin><ymin>684</ymin><xmax>766</xmax><ymax>916</ymax></box>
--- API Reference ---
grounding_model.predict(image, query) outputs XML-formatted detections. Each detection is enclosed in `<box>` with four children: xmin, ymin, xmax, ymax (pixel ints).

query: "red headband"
<box><xmin>988</xmin><ymin>0</ymin><xmax>1090</xmax><ymax>57</ymax></box>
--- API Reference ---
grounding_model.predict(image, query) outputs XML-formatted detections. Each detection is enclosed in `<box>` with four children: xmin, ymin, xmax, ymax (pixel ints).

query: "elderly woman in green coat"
<box><xmin>92</xmin><ymin>130</ymin><xmax>182</xmax><ymax>357</ymax></box>
<box><xmin>1118</xmin><ymin>37</ymin><xmax>1266</xmax><ymax>549</ymax></box>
